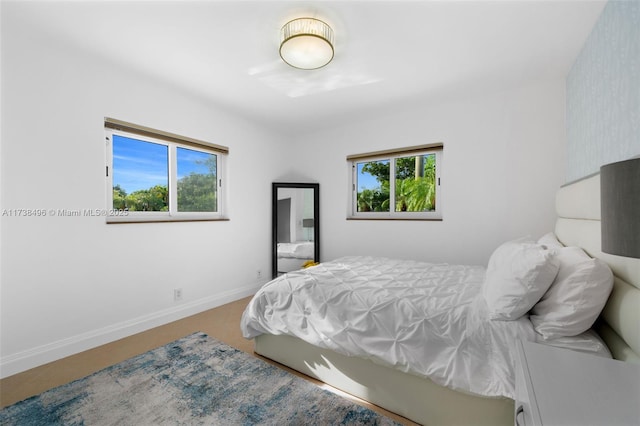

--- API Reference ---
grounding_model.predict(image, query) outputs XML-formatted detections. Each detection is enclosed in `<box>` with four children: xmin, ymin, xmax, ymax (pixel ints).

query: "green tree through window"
<box><xmin>177</xmin><ymin>147</ymin><xmax>217</xmax><ymax>212</ymax></box>
<box><xmin>350</xmin><ymin>145</ymin><xmax>442</xmax><ymax>220</ymax></box>
<box><xmin>358</xmin><ymin>154</ymin><xmax>436</xmax><ymax>213</ymax></box>
<box><xmin>394</xmin><ymin>154</ymin><xmax>436</xmax><ymax>212</ymax></box>
<box><xmin>107</xmin><ymin>123</ymin><xmax>227</xmax><ymax>222</ymax></box>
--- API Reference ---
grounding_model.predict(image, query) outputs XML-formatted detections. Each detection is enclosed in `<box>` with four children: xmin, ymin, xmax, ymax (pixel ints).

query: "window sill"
<box><xmin>347</xmin><ymin>217</ymin><xmax>443</xmax><ymax>221</ymax></box>
<box><xmin>106</xmin><ymin>215</ymin><xmax>229</xmax><ymax>224</ymax></box>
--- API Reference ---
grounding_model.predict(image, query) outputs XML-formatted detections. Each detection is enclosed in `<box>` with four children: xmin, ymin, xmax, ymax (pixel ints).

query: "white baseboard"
<box><xmin>0</xmin><ymin>283</ymin><xmax>263</xmax><ymax>379</ymax></box>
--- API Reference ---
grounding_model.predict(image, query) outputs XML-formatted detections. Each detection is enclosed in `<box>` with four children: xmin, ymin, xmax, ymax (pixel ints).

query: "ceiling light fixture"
<box><xmin>279</xmin><ymin>18</ymin><xmax>334</xmax><ymax>70</ymax></box>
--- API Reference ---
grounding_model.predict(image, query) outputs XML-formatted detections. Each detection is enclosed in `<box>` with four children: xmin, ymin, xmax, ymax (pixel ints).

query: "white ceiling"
<box><xmin>8</xmin><ymin>0</ymin><xmax>607</xmax><ymax>135</ymax></box>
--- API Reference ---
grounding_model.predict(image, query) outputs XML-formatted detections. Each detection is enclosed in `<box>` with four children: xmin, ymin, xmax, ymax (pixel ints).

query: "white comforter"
<box><xmin>241</xmin><ymin>256</ymin><xmax>537</xmax><ymax>398</ymax></box>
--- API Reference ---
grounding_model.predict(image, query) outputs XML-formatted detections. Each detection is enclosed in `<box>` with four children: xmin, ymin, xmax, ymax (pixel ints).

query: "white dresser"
<box><xmin>514</xmin><ymin>339</ymin><xmax>640</xmax><ymax>426</ymax></box>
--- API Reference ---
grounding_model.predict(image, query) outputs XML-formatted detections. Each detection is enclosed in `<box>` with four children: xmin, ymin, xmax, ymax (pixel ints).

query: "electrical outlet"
<box><xmin>256</xmin><ymin>269</ymin><xmax>262</xmax><ymax>280</ymax></box>
<box><xmin>173</xmin><ymin>288</ymin><xmax>183</xmax><ymax>302</ymax></box>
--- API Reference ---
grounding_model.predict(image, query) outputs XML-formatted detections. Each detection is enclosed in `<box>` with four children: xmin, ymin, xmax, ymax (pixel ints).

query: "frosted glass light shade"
<box><xmin>280</xmin><ymin>18</ymin><xmax>334</xmax><ymax>70</ymax></box>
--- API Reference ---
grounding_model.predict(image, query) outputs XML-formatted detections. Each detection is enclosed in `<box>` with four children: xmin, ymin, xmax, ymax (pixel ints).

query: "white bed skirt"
<box><xmin>255</xmin><ymin>334</ymin><xmax>514</xmax><ymax>426</ymax></box>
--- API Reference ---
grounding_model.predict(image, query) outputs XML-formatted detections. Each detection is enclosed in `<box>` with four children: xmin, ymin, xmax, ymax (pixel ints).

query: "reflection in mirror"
<box><xmin>272</xmin><ymin>183</ymin><xmax>319</xmax><ymax>278</ymax></box>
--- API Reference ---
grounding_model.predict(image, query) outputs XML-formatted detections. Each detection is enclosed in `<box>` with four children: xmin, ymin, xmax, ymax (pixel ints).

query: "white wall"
<box><xmin>288</xmin><ymin>81</ymin><xmax>567</xmax><ymax>266</ymax></box>
<box><xmin>0</xmin><ymin>18</ymin><xmax>284</xmax><ymax>377</ymax></box>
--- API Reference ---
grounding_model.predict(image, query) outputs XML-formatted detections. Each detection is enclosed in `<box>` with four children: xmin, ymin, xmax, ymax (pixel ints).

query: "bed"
<box><xmin>241</xmin><ymin>174</ymin><xmax>640</xmax><ymax>425</ymax></box>
<box><xmin>277</xmin><ymin>241</ymin><xmax>315</xmax><ymax>274</ymax></box>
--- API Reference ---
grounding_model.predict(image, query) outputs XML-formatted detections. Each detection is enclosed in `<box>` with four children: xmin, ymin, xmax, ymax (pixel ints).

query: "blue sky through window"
<box><xmin>177</xmin><ymin>147</ymin><xmax>215</xmax><ymax>180</ymax></box>
<box><xmin>113</xmin><ymin>135</ymin><xmax>168</xmax><ymax>193</ymax></box>
<box><xmin>113</xmin><ymin>135</ymin><xmax>215</xmax><ymax>194</ymax></box>
<box><xmin>357</xmin><ymin>160</ymin><xmax>387</xmax><ymax>191</ymax></box>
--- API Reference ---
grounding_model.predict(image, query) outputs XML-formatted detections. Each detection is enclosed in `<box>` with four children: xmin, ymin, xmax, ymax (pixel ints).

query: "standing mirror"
<box><xmin>272</xmin><ymin>182</ymin><xmax>319</xmax><ymax>278</ymax></box>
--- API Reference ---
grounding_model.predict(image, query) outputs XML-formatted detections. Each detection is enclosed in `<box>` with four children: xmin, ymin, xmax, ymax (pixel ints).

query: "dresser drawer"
<box><xmin>514</xmin><ymin>340</ymin><xmax>540</xmax><ymax>426</ymax></box>
<box><xmin>514</xmin><ymin>339</ymin><xmax>640</xmax><ymax>426</ymax></box>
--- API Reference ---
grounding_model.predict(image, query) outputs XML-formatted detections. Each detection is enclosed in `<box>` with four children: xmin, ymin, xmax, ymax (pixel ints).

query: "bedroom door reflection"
<box><xmin>272</xmin><ymin>182</ymin><xmax>319</xmax><ymax>278</ymax></box>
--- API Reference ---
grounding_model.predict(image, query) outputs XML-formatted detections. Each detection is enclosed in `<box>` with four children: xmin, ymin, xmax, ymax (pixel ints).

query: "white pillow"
<box><xmin>483</xmin><ymin>239</ymin><xmax>560</xmax><ymax>320</ymax></box>
<box><xmin>530</xmin><ymin>246</ymin><xmax>614</xmax><ymax>339</ymax></box>
<box><xmin>537</xmin><ymin>232</ymin><xmax>563</xmax><ymax>249</ymax></box>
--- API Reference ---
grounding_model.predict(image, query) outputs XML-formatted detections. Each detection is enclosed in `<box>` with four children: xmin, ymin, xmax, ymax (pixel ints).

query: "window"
<box><xmin>348</xmin><ymin>144</ymin><xmax>442</xmax><ymax>220</ymax></box>
<box><xmin>105</xmin><ymin>118</ymin><xmax>228</xmax><ymax>223</ymax></box>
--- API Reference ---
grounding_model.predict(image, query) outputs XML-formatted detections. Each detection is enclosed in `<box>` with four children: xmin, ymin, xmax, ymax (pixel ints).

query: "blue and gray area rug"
<box><xmin>0</xmin><ymin>332</ymin><xmax>401</xmax><ymax>425</ymax></box>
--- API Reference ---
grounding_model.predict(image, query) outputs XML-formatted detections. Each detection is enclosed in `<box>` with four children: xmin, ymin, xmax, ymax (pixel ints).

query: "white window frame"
<box><xmin>348</xmin><ymin>145</ymin><xmax>443</xmax><ymax>220</ymax></box>
<box><xmin>105</xmin><ymin>119</ymin><xmax>227</xmax><ymax>223</ymax></box>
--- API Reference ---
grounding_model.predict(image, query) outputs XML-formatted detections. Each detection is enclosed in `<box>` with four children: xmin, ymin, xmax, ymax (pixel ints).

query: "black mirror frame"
<box><xmin>272</xmin><ymin>182</ymin><xmax>320</xmax><ymax>278</ymax></box>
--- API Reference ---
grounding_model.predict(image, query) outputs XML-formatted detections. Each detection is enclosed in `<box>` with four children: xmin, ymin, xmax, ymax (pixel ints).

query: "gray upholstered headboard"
<box><xmin>555</xmin><ymin>173</ymin><xmax>640</xmax><ymax>363</ymax></box>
